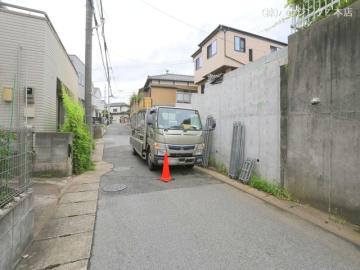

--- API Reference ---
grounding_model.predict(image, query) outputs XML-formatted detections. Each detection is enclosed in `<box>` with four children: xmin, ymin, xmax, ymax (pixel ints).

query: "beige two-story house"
<box><xmin>192</xmin><ymin>25</ymin><xmax>287</xmax><ymax>93</ymax></box>
<box><xmin>135</xmin><ymin>73</ymin><xmax>197</xmax><ymax>110</ymax></box>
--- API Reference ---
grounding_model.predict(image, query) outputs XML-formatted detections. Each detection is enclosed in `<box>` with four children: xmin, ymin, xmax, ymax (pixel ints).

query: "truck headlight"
<box><xmin>154</xmin><ymin>143</ymin><xmax>167</xmax><ymax>156</ymax></box>
<box><xmin>194</xmin><ymin>143</ymin><xmax>205</xmax><ymax>155</ymax></box>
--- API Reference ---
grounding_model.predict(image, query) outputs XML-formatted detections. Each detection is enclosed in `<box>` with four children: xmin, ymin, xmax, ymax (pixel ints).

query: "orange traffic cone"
<box><xmin>160</xmin><ymin>152</ymin><xmax>172</xmax><ymax>182</ymax></box>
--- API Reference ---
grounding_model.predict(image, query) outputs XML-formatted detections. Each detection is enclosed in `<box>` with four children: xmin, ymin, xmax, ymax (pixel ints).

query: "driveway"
<box><xmin>89</xmin><ymin>123</ymin><xmax>360</xmax><ymax>270</ymax></box>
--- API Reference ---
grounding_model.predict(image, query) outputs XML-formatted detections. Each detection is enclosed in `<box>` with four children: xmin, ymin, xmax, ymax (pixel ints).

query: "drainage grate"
<box><xmin>102</xmin><ymin>184</ymin><xmax>127</xmax><ymax>192</ymax></box>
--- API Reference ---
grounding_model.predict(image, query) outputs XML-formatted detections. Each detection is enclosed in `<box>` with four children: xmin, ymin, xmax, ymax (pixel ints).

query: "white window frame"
<box><xmin>195</xmin><ymin>57</ymin><xmax>202</xmax><ymax>70</ymax></box>
<box><xmin>234</xmin><ymin>36</ymin><xmax>246</xmax><ymax>52</ymax></box>
<box><xmin>207</xmin><ymin>40</ymin><xmax>217</xmax><ymax>59</ymax></box>
<box><xmin>176</xmin><ymin>91</ymin><xmax>192</xmax><ymax>104</ymax></box>
<box><xmin>270</xmin><ymin>45</ymin><xmax>279</xmax><ymax>52</ymax></box>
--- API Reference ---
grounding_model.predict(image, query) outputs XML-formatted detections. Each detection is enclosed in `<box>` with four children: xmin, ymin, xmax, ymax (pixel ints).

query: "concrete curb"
<box><xmin>194</xmin><ymin>166</ymin><xmax>360</xmax><ymax>248</ymax></box>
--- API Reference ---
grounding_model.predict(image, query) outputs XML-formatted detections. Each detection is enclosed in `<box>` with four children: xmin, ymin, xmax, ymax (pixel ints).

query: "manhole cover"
<box><xmin>102</xmin><ymin>184</ymin><xmax>127</xmax><ymax>192</ymax></box>
<box><xmin>113</xmin><ymin>167</ymin><xmax>131</xmax><ymax>172</ymax></box>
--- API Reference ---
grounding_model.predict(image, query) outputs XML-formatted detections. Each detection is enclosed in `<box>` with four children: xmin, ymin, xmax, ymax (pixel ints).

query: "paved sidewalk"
<box><xmin>16</xmin><ymin>141</ymin><xmax>112</xmax><ymax>270</ymax></box>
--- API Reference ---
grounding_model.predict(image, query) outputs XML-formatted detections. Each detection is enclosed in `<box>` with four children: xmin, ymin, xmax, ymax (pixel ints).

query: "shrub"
<box><xmin>60</xmin><ymin>88</ymin><xmax>94</xmax><ymax>174</ymax></box>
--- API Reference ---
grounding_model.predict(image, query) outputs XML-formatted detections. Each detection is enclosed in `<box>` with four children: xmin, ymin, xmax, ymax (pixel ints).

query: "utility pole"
<box><xmin>85</xmin><ymin>0</ymin><xmax>93</xmax><ymax>130</ymax></box>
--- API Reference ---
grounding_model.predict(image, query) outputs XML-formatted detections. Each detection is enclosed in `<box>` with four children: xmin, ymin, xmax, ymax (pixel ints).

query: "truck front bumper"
<box><xmin>154</xmin><ymin>155</ymin><xmax>203</xmax><ymax>166</ymax></box>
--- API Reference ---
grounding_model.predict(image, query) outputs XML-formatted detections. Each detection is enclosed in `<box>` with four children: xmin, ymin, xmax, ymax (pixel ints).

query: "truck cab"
<box><xmin>130</xmin><ymin>106</ymin><xmax>205</xmax><ymax>170</ymax></box>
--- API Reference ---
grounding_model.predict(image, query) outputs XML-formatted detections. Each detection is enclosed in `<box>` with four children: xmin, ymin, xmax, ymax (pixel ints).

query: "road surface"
<box><xmin>89</xmin><ymin>123</ymin><xmax>360</xmax><ymax>270</ymax></box>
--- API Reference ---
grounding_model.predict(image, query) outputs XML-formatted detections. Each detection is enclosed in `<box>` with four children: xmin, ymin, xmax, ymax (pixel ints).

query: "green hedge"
<box><xmin>60</xmin><ymin>88</ymin><xmax>94</xmax><ymax>174</ymax></box>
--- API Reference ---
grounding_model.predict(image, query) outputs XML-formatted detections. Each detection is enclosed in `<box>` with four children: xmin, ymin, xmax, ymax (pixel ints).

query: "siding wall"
<box><xmin>0</xmin><ymin>10</ymin><xmax>78</xmax><ymax>132</ymax></box>
<box><xmin>43</xmin><ymin>21</ymin><xmax>78</xmax><ymax>132</ymax></box>
<box><xmin>69</xmin><ymin>55</ymin><xmax>85</xmax><ymax>102</ymax></box>
<box><xmin>150</xmin><ymin>87</ymin><xmax>176</xmax><ymax>106</ymax></box>
<box><xmin>0</xmin><ymin>10</ymin><xmax>46</xmax><ymax>129</ymax></box>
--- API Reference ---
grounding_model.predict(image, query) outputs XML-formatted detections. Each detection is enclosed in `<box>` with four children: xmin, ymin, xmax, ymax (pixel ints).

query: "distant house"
<box><xmin>69</xmin><ymin>55</ymin><xmax>108</xmax><ymax>124</ymax></box>
<box><xmin>109</xmin><ymin>102</ymin><xmax>129</xmax><ymax>123</ymax></box>
<box><xmin>192</xmin><ymin>24</ymin><xmax>287</xmax><ymax>93</ymax></box>
<box><xmin>92</xmin><ymin>87</ymin><xmax>105</xmax><ymax>123</ymax></box>
<box><xmin>0</xmin><ymin>3</ymin><xmax>79</xmax><ymax>132</ymax></box>
<box><xmin>134</xmin><ymin>73</ymin><xmax>197</xmax><ymax>112</ymax></box>
<box><xmin>69</xmin><ymin>55</ymin><xmax>85</xmax><ymax>106</ymax></box>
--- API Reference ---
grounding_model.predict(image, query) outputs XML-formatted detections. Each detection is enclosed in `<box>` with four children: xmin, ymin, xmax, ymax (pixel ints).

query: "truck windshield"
<box><xmin>157</xmin><ymin>108</ymin><xmax>202</xmax><ymax>130</ymax></box>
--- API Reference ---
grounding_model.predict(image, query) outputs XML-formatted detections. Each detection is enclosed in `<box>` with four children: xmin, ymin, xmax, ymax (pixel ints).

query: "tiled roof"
<box><xmin>148</xmin><ymin>73</ymin><xmax>194</xmax><ymax>82</ymax></box>
<box><xmin>110</xmin><ymin>102</ymin><xmax>129</xmax><ymax>107</ymax></box>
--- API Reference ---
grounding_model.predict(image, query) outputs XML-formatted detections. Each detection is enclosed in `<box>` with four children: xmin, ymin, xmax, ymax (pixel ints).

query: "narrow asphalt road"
<box><xmin>89</xmin><ymin>124</ymin><xmax>360</xmax><ymax>270</ymax></box>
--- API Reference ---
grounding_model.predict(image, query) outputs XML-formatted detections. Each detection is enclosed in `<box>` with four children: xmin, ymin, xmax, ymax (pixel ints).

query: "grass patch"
<box><xmin>208</xmin><ymin>156</ymin><xmax>228</xmax><ymax>176</ymax></box>
<box><xmin>249</xmin><ymin>175</ymin><xmax>292</xmax><ymax>200</ymax></box>
<box><xmin>329</xmin><ymin>208</ymin><xmax>347</xmax><ymax>225</ymax></box>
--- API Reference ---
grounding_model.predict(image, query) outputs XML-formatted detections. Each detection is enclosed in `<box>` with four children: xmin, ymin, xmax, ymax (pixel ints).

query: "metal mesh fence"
<box><xmin>291</xmin><ymin>0</ymin><xmax>341</xmax><ymax>30</ymax></box>
<box><xmin>0</xmin><ymin>45</ymin><xmax>33</xmax><ymax>208</ymax></box>
<box><xmin>0</xmin><ymin>128</ymin><xmax>33</xmax><ymax>207</ymax></box>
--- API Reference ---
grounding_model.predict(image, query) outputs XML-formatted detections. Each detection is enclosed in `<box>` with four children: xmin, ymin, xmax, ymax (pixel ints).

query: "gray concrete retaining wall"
<box><xmin>286</xmin><ymin>2</ymin><xmax>360</xmax><ymax>225</ymax></box>
<box><xmin>186</xmin><ymin>48</ymin><xmax>288</xmax><ymax>183</ymax></box>
<box><xmin>33</xmin><ymin>132</ymin><xmax>73</xmax><ymax>177</ymax></box>
<box><xmin>0</xmin><ymin>191</ymin><xmax>34</xmax><ymax>270</ymax></box>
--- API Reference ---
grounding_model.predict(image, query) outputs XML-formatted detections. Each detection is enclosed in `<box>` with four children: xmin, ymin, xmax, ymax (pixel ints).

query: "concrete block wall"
<box><xmin>285</xmin><ymin>2</ymin><xmax>360</xmax><ymax>225</ymax></box>
<box><xmin>186</xmin><ymin>48</ymin><xmax>288</xmax><ymax>183</ymax></box>
<box><xmin>93</xmin><ymin>124</ymin><xmax>105</xmax><ymax>139</ymax></box>
<box><xmin>33</xmin><ymin>132</ymin><xmax>73</xmax><ymax>177</ymax></box>
<box><xmin>0</xmin><ymin>191</ymin><xmax>34</xmax><ymax>270</ymax></box>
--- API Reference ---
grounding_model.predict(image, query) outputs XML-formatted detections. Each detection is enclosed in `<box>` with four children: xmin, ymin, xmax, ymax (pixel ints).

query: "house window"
<box><xmin>207</xmin><ymin>40</ymin><xmax>217</xmax><ymax>59</ymax></box>
<box><xmin>201</xmin><ymin>84</ymin><xmax>205</xmax><ymax>94</ymax></box>
<box><xmin>234</xmin><ymin>36</ymin><xmax>246</xmax><ymax>52</ymax></box>
<box><xmin>249</xmin><ymin>49</ymin><xmax>253</xmax><ymax>62</ymax></box>
<box><xmin>113</xmin><ymin>108</ymin><xmax>117</xmax><ymax>112</ymax></box>
<box><xmin>270</xmin><ymin>45</ymin><xmax>279</xmax><ymax>52</ymax></box>
<box><xmin>195</xmin><ymin>57</ymin><xmax>202</xmax><ymax>70</ymax></box>
<box><xmin>176</xmin><ymin>91</ymin><xmax>192</xmax><ymax>103</ymax></box>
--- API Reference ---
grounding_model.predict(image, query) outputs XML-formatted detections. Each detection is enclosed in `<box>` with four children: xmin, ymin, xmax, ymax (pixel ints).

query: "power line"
<box><xmin>93</xmin><ymin>14</ymin><xmax>109</xmax><ymax>87</ymax></box>
<box><xmin>138</xmin><ymin>0</ymin><xmax>208</xmax><ymax>35</ymax></box>
<box><xmin>92</xmin><ymin>0</ymin><xmax>115</xmax><ymax>99</ymax></box>
<box><xmin>137</xmin><ymin>0</ymin><xmax>283</xmax><ymax>55</ymax></box>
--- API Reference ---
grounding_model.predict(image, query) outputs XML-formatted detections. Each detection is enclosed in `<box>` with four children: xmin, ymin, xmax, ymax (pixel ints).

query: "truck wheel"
<box><xmin>147</xmin><ymin>151</ymin><xmax>155</xmax><ymax>171</ymax></box>
<box><xmin>185</xmin><ymin>164</ymin><xmax>194</xmax><ymax>169</ymax></box>
<box><xmin>132</xmin><ymin>148</ymin><xmax>137</xmax><ymax>155</ymax></box>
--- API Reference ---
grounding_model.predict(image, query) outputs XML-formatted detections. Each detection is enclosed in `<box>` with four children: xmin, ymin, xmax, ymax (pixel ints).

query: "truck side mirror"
<box><xmin>212</xmin><ymin>123</ymin><xmax>216</xmax><ymax>129</ymax></box>
<box><xmin>146</xmin><ymin>114</ymin><xmax>153</xmax><ymax>125</ymax></box>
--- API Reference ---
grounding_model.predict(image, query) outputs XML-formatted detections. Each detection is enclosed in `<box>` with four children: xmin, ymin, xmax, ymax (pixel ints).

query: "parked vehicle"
<box><xmin>130</xmin><ymin>106</ymin><xmax>212</xmax><ymax>170</ymax></box>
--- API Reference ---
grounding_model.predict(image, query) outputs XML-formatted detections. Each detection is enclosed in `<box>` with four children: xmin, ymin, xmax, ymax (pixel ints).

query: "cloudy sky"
<box><xmin>5</xmin><ymin>0</ymin><xmax>292</xmax><ymax>103</ymax></box>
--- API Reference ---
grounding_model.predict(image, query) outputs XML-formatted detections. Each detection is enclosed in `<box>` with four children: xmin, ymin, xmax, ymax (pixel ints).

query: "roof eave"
<box><xmin>195</xmin><ymin>24</ymin><xmax>288</xmax><ymax>50</ymax></box>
